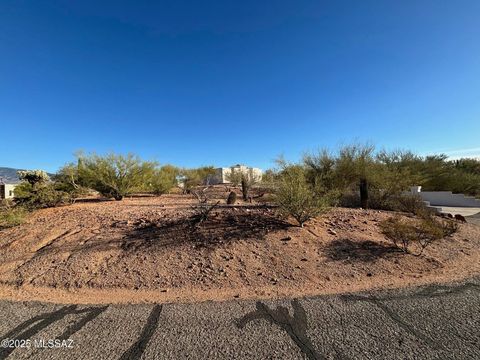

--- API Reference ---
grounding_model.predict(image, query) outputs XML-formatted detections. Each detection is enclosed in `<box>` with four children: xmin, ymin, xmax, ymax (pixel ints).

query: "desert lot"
<box><xmin>0</xmin><ymin>192</ymin><xmax>479</xmax><ymax>305</ymax></box>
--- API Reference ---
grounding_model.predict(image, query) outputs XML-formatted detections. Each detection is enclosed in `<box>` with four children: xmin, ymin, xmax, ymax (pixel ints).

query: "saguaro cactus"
<box><xmin>359</xmin><ymin>178</ymin><xmax>369</xmax><ymax>209</ymax></box>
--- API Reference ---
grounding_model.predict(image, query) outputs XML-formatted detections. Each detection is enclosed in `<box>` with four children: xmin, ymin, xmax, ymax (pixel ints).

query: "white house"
<box><xmin>408</xmin><ymin>186</ymin><xmax>480</xmax><ymax>208</ymax></box>
<box><xmin>209</xmin><ymin>165</ymin><xmax>263</xmax><ymax>185</ymax></box>
<box><xmin>0</xmin><ymin>183</ymin><xmax>17</xmax><ymax>200</ymax></box>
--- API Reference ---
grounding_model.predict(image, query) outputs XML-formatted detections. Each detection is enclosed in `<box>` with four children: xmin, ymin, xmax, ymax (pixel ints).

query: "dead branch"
<box><xmin>191</xmin><ymin>186</ymin><xmax>210</xmax><ymax>203</ymax></box>
<box><xmin>190</xmin><ymin>201</ymin><xmax>220</xmax><ymax>228</ymax></box>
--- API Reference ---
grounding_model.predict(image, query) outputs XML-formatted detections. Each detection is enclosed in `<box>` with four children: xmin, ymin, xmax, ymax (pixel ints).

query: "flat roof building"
<box><xmin>209</xmin><ymin>165</ymin><xmax>262</xmax><ymax>185</ymax></box>
<box><xmin>0</xmin><ymin>183</ymin><xmax>17</xmax><ymax>200</ymax></box>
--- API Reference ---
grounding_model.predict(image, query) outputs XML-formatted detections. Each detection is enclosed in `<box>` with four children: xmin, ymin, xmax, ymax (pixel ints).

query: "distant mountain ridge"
<box><xmin>0</xmin><ymin>167</ymin><xmax>56</xmax><ymax>184</ymax></box>
<box><xmin>0</xmin><ymin>167</ymin><xmax>22</xmax><ymax>183</ymax></box>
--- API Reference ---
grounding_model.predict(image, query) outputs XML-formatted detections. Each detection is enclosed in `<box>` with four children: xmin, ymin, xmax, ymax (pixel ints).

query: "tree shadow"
<box><xmin>324</xmin><ymin>238</ymin><xmax>400</xmax><ymax>263</ymax></box>
<box><xmin>73</xmin><ymin>197</ymin><xmax>113</xmax><ymax>203</ymax></box>
<box><xmin>122</xmin><ymin>208</ymin><xmax>291</xmax><ymax>250</ymax></box>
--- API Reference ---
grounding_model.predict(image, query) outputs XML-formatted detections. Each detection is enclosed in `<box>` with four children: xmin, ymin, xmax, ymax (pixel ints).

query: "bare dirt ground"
<box><xmin>1</xmin><ymin>189</ymin><xmax>479</xmax><ymax>305</ymax></box>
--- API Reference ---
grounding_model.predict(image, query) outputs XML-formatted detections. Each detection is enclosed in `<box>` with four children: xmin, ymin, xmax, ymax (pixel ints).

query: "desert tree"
<box><xmin>274</xmin><ymin>159</ymin><xmax>328</xmax><ymax>227</ymax></box>
<box><xmin>304</xmin><ymin>143</ymin><xmax>376</xmax><ymax>209</ymax></box>
<box><xmin>150</xmin><ymin>165</ymin><xmax>179</xmax><ymax>195</ymax></box>
<box><xmin>77</xmin><ymin>153</ymin><xmax>157</xmax><ymax>200</ymax></box>
<box><xmin>53</xmin><ymin>159</ymin><xmax>93</xmax><ymax>199</ymax></box>
<box><xmin>180</xmin><ymin>166</ymin><xmax>216</xmax><ymax>194</ymax></box>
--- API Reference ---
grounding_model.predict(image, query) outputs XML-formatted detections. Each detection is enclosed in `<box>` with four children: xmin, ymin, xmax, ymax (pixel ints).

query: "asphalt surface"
<box><xmin>439</xmin><ymin>207</ymin><xmax>480</xmax><ymax>218</ymax></box>
<box><xmin>0</xmin><ymin>278</ymin><xmax>479</xmax><ymax>360</ymax></box>
<box><xmin>466</xmin><ymin>212</ymin><xmax>480</xmax><ymax>227</ymax></box>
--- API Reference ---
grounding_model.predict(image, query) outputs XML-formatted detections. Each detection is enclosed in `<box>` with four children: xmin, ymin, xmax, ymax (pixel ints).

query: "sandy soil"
<box><xmin>1</xmin><ymin>190</ymin><xmax>479</xmax><ymax>305</ymax></box>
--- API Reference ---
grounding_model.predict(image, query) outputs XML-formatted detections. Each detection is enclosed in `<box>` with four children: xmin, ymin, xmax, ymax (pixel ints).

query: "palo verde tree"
<box><xmin>304</xmin><ymin>144</ymin><xmax>377</xmax><ymax>209</ymax></box>
<box><xmin>335</xmin><ymin>144</ymin><xmax>376</xmax><ymax>209</ymax></box>
<box><xmin>77</xmin><ymin>153</ymin><xmax>157</xmax><ymax>200</ymax></box>
<box><xmin>180</xmin><ymin>166</ymin><xmax>216</xmax><ymax>193</ymax></box>
<box><xmin>274</xmin><ymin>159</ymin><xmax>328</xmax><ymax>227</ymax></box>
<box><xmin>150</xmin><ymin>165</ymin><xmax>179</xmax><ymax>195</ymax></box>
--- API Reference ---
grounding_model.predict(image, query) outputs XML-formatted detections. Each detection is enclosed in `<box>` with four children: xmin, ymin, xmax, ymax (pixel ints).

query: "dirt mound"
<box><xmin>1</xmin><ymin>195</ymin><xmax>480</xmax><ymax>304</ymax></box>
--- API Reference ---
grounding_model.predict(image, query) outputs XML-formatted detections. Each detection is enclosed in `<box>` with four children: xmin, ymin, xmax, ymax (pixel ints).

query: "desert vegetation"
<box><xmin>225</xmin><ymin>167</ymin><xmax>259</xmax><ymax>201</ymax></box>
<box><xmin>0</xmin><ymin>201</ymin><xmax>27</xmax><ymax>230</ymax></box>
<box><xmin>1</xmin><ymin>145</ymin><xmax>479</xmax><ymax>304</ymax></box>
<box><xmin>379</xmin><ymin>214</ymin><xmax>458</xmax><ymax>255</ymax></box>
<box><xmin>3</xmin><ymin>144</ymin><xmax>478</xmax><ymax>245</ymax></box>
<box><xmin>272</xmin><ymin>159</ymin><xmax>328</xmax><ymax>227</ymax></box>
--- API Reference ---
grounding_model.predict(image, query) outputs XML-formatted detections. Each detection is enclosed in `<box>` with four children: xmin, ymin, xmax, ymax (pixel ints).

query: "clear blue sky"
<box><xmin>1</xmin><ymin>0</ymin><xmax>479</xmax><ymax>172</ymax></box>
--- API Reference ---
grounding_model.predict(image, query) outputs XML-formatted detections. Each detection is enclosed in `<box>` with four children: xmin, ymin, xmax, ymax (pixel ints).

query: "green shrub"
<box><xmin>302</xmin><ymin>145</ymin><xmax>480</xmax><ymax>209</ymax></box>
<box><xmin>14</xmin><ymin>182</ymin><xmax>72</xmax><ymax>209</ymax></box>
<box><xmin>390</xmin><ymin>195</ymin><xmax>430</xmax><ymax>216</ymax></box>
<box><xmin>274</xmin><ymin>161</ymin><xmax>328</xmax><ymax>227</ymax></box>
<box><xmin>0</xmin><ymin>206</ymin><xmax>27</xmax><ymax>230</ymax></box>
<box><xmin>365</xmin><ymin>193</ymin><xmax>430</xmax><ymax>216</ymax></box>
<box><xmin>77</xmin><ymin>153</ymin><xmax>157</xmax><ymax>200</ymax></box>
<box><xmin>180</xmin><ymin>166</ymin><xmax>216</xmax><ymax>193</ymax></box>
<box><xmin>150</xmin><ymin>165</ymin><xmax>179</xmax><ymax>195</ymax></box>
<box><xmin>54</xmin><ymin>163</ymin><xmax>90</xmax><ymax>198</ymax></box>
<box><xmin>379</xmin><ymin>215</ymin><xmax>458</xmax><ymax>255</ymax></box>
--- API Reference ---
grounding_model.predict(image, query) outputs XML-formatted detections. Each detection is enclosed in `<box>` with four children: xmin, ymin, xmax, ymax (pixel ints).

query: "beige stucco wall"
<box><xmin>1</xmin><ymin>184</ymin><xmax>17</xmax><ymax>199</ymax></box>
<box><xmin>211</xmin><ymin>166</ymin><xmax>263</xmax><ymax>184</ymax></box>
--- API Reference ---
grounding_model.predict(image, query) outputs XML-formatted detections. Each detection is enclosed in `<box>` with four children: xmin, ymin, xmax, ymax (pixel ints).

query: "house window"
<box><xmin>9</xmin><ymin>190</ymin><xmax>14</xmax><ymax>197</ymax></box>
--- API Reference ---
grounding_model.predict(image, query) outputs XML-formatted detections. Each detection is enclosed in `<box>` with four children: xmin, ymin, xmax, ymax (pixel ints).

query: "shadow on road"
<box><xmin>237</xmin><ymin>300</ymin><xmax>324</xmax><ymax>360</ymax></box>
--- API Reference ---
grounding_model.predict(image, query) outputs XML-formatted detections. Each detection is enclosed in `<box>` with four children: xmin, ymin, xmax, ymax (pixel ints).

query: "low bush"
<box><xmin>379</xmin><ymin>215</ymin><xmax>458</xmax><ymax>255</ymax></box>
<box><xmin>370</xmin><ymin>193</ymin><xmax>430</xmax><ymax>215</ymax></box>
<box><xmin>14</xmin><ymin>182</ymin><xmax>73</xmax><ymax>209</ymax></box>
<box><xmin>0</xmin><ymin>206</ymin><xmax>27</xmax><ymax>230</ymax></box>
<box><xmin>388</xmin><ymin>194</ymin><xmax>429</xmax><ymax>215</ymax></box>
<box><xmin>274</xmin><ymin>162</ymin><xmax>328</xmax><ymax>227</ymax></box>
<box><xmin>226</xmin><ymin>191</ymin><xmax>237</xmax><ymax>204</ymax></box>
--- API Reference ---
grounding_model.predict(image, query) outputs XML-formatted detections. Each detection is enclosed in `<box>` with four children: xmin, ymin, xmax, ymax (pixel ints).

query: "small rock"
<box><xmin>281</xmin><ymin>236</ymin><xmax>292</xmax><ymax>242</ymax></box>
<box><xmin>366</xmin><ymin>273</ymin><xmax>372</xmax><ymax>277</ymax></box>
